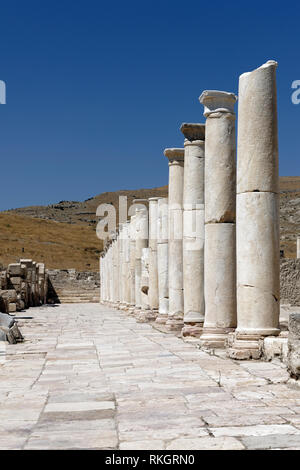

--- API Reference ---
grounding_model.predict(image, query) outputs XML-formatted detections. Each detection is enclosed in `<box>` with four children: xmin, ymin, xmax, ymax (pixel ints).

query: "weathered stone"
<box><xmin>287</xmin><ymin>313</ymin><xmax>300</xmax><ymax>379</ymax></box>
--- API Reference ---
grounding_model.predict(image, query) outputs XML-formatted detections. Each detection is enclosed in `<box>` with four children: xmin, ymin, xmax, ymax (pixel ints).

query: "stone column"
<box><xmin>180</xmin><ymin>123</ymin><xmax>205</xmax><ymax>338</ymax></box>
<box><xmin>118</xmin><ymin>224</ymin><xmax>125</xmax><ymax>307</ymax></box>
<box><xmin>129</xmin><ymin>214</ymin><xmax>136</xmax><ymax>311</ymax></box>
<box><xmin>228</xmin><ymin>60</ymin><xmax>280</xmax><ymax>359</ymax></box>
<box><xmin>140</xmin><ymin>247</ymin><xmax>150</xmax><ymax>314</ymax></box>
<box><xmin>199</xmin><ymin>90</ymin><xmax>237</xmax><ymax>348</ymax></box>
<box><xmin>297</xmin><ymin>237</ymin><xmax>300</xmax><ymax>259</ymax></box>
<box><xmin>134</xmin><ymin>208</ymin><xmax>148</xmax><ymax>313</ymax></box>
<box><xmin>164</xmin><ymin>148</ymin><xmax>184</xmax><ymax>330</ymax></box>
<box><xmin>112</xmin><ymin>237</ymin><xmax>119</xmax><ymax>306</ymax></box>
<box><xmin>148</xmin><ymin>197</ymin><xmax>159</xmax><ymax>319</ymax></box>
<box><xmin>124</xmin><ymin>222</ymin><xmax>131</xmax><ymax>307</ymax></box>
<box><xmin>100</xmin><ymin>255</ymin><xmax>103</xmax><ymax>303</ymax></box>
<box><xmin>156</xmin><ymin>197</ymin><xmax>169</xmax><ymax>324</ymax></box>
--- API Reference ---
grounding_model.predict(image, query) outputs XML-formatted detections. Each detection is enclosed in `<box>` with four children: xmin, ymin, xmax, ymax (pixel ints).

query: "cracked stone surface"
<box><xmin>0</xmin><ymin>303</ymin><xmax>299</xmax><ymax>450</ymax></box>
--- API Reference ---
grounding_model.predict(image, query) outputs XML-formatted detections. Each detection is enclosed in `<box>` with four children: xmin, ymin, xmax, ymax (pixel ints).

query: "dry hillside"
<box><xmin>1</xmin><ymin>177</ymin><xmax>300</xmax><ymax>271</ymax></box>
<box><xmin>0</xmin><ymin>213</ymin><xmax>102</xmax><ymax>271</ymax></box>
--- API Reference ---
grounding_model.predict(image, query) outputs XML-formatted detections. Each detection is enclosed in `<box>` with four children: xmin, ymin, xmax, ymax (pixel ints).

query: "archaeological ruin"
<box><xmin>100</xmin><ymin>61</ymin><xmax>300</xmax><ymax>380</ymax></box>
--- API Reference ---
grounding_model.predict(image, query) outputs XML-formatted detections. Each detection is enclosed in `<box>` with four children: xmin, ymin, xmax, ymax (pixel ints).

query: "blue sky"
<box><xmin>0</xmin><ymin>1</ymin><xmax>299</xmax><ymax>210</ymax></box>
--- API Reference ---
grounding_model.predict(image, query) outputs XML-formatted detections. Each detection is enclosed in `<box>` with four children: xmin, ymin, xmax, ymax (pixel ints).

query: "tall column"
<box><xmin>134</xmin><ymin>208</ymin><xmax>148</xmax><ymax>313</ymax></box>
<box><xmin>199</xmin><ymin>90</ymin><xmax>237</xmax><ymax>348</ymax></box>
<box><xmin>164</xmin><ymin>148</ymin><xmax>184</xmax><ymax>330</ymax></box>
<box><xmin>155</xmin><ymin>197</ymin><xmax>169</xmax><ymax>323</ymax></box>
<box><xmin>108</xmin><ymin>244</ymin><xmax>112</xmax><ymax>303</ymax></box>
<box><xmin>100</xmin><ymin>254</ymin><xmax>104</xmax><ymax>303</ymax></box>
<box><xmin>228</xmin><ymin>60</ymin><xmax>280</xmax><ymax>359</ymax></box>
<box><xmin>148</xmin><ymin>197</ymin><xmax>159</xmax><ymax>319</ymax></box>
<box><xmin>129</xmin><ymin>215</ymin><xmax>136</xmax><ymax>311</ymax></box>
<box><xmin>297</xmin><ymin>237</ymin><xmax>300</xmax><ymax>259</ymax></box>
<box><xmin>119</xmin><ymin>224</ymin><xmax>125</xmax><ymax>308</ymax></box>
<box><xmin>112</xmin><ymin>237</ymin><xmax>119</xmax><ymax>306</ymax></box>
<box><xmin>140</xmin><ymin>247</ymin><xmax>150</xmax><ymax>315</ymax></box>
<box><xmin>180</xmin><ymin>123</ymin><xmax>205</xmax><ymax>338</ymax></box>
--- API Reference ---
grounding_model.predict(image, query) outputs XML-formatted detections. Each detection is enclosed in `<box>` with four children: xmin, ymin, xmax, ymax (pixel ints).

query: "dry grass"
<box><xmin>0</xmin><ymin>213</ymin><xmax>102</xmax><ymax>271</ymax></box>
<box><xmin>1</xmin><ymin>177</ymin><xmax>300</xmax><ymax>271</ymax></box>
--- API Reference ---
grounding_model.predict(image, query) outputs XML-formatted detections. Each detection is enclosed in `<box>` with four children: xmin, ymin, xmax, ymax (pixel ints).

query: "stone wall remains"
<box><xmin>47</xmin><ymin>269</ymin><xmax>100</xmax><ymax>303</ymax></box>
<box><xmin>280</xmin><ymin>259</ymin><xmax>300</xmax><ymax>306</ymax></box>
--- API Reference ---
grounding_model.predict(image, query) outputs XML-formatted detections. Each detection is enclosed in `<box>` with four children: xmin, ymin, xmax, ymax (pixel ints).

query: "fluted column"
<box><xmin>164</xmin><ymin>148</ymin><xmax>184</xmax><ymax>330</ymax></box>
<box><xmin>156</xmin><ymin>197</ymin><xmax>169</xmax><ymax>323</ymax></box>
<box><xmin>148</xmin><ymin>197</ymin><xmax>159</xmax><ymax>318</ymax></box>
<box><xmin>180</xmin><ymin>123</ymin><xmax>205</xmax><ymax>338</ymax></box>
<box><xmin>228</xmin><ymin>60</ymin><xmax>280</xmax><ymax>359</ymax></box>
<box><xmin>199</xmin><ymin>90</ymin><xmax>237</xmax><ymax>348</ymax></box>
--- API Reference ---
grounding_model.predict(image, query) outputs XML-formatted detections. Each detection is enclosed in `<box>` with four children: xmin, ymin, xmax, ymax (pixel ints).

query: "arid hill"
<box><xmin>1</xmin><ymin>178</ymin><xmax>300</xmax><ymax>270</ymax></box>
<box><xmin>0</xmin><ymin>186</ymin><xmax>168</xmax><ymax>271</ymax></box>
<box><xmin>5</xmin><ymin>186</ymin><xmax>168</xmax><ymax>227</ymax></box>
<box><xmin>0</xmin><ymin>213</ymin><xmax>102</xmax><ymax>271</ymax></box>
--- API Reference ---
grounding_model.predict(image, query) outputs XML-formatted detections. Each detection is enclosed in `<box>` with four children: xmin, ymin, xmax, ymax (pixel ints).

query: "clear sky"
<box><xmin>0</xmin><ymin>0</ymin><xmax>299</xmax><ymax>210</ymax></box>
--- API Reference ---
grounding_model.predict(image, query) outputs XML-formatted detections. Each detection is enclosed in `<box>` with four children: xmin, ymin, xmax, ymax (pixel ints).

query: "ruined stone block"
<box><xmin>287</xmin><ymin>313</ymin><xmax>300</xmax><ymax>379</ymax></box>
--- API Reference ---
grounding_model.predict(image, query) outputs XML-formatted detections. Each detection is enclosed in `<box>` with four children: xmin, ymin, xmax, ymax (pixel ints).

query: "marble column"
<box><xmin>113</xmin><ymin>237</ymin><xmax>119</xmax><ymax>306</ymax></box>
<box><xmin>108</xmin><ymin>244</ymin><xmax>113</xmax><ymax>303</ymax></box>
<box><xmin>156</xmin><ymin>197</ymin><xmax>169</xmax><ymax>323</ymax></box>
<box><xmin>118</xmin><ymin>224</ymin><xmax>125</xmax><ymax>308</ymax></box>
<box><xmin>140</xmin><ymin>247</ymin><xmax>150</xmax><ymax>313</ymax></box>
<box><xmin>180</xmin><ymin>123</ymin><xmax>205</xmax><ymax>338</ymax></box>
<box><xmin>100</xmin><ymin>254</ymin><xmax>104</xmax><ymax>303</ymax></box>
<box><xmin>129</xmin><ymin>215</ymin><xmax>136</xmax><ymax>311</ymax></box>
<box><xmin>124</xmin><ymin>222</ymin><xmax>131</xmax><ymax>308</ymax></box>
<box><xmin>297</xmin><ymin>237</ymin><xmax>300</xmax><ymax>259</ymax></box>
<box><xmin>228</xmin><ymin>60</ymin><xmax>280</xmax><ymax>359</ymax></box>
<box><xmin>164</xmin><ymin>148</ymin><xmax>184</xmax><ymax>330</ymax></box>
<box><xmin>199</xmin><ymin>90</ymin><xmax>237</xmax><ymax>348</ymax></box>
<box><xmin>134</xmin><ymin>208</ymin><xmax>148</xmax><ymax>313</ymax></box>
<box><xmin>148</xmin><ymin>197</ymin><xmax>159</xmax><ymax>319</ymax></box>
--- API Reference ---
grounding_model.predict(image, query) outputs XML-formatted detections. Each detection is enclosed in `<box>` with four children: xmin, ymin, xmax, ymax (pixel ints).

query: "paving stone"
<box><xmin>0</xmin><ymin>303</ymin><xmax>299</xmax><ymax>450</ymax></box>
<box><xmin>166</xmin><ymin>436</ymin><xmax>245</xmax><ymax>450</ymax></box>
<box><xmin>44</xmin><ymin>401</ymin><xmax>115</xmax><ymax>413</ymax></box>
<box><xmin>241</xmin><ymin>434</ymin><xmax>300</xmax><ymax>449</ymax></box>
<box><xmin>211</xmin><ymin>423</ymin><xmax>300</xmax><ymax>437</ymax></box>
<box><xmin>120</xmin><ymin>440</ymin><xmax>165</xmax><ymax>450</ymax></box>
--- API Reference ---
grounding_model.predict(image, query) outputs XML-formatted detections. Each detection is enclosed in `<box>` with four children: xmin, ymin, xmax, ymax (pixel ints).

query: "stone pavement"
<box><xmin>0</xmin><ymin>303</ymin><xmax>299</xmax><ymax>450</ymax></box>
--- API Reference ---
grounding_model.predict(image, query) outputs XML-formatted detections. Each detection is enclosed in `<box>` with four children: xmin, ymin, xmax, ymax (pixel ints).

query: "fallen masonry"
<box><xmin>0</xmin><ymin>260</ymin><xmax>48</xmax><ymax>343</ymax></box>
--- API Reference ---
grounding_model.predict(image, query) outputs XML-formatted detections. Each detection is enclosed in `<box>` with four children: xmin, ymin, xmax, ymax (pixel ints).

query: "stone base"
<box><xmin>136</xmin><ymin>310</ymin><xmax>157</xmax><ymax>323</ymax></box>
<box><xmin>262</xmin><ymin>333</ymin><xmax>288</xmax><ymax>362</ymax></box>
<box><xmin>165</xmin><ymin>317</ymin><xmax>184</xmax><ymax>331</ymax></box>
<box><xmin>155</xmin><ymin>314</ymin><xmax>168</xmax><ymax>324</ymax></box>
<box><xmin>227</xmin><ymin>332</ymin><xmax>263</xmax><ymax>360</ymax></box>
<box><xmin>199</xmin><ymin>327</ymin><xmax>235</xmax><ymax>349</ymax></box>
<box><xmin>127</xmin><ymin>306</ymin><xmax>136</xmax><ymax>315</ymax></box>
<box><xmin>181</xmin><ymin>323</ymin><xmax>203</xmax><ymax>338</ymax></box>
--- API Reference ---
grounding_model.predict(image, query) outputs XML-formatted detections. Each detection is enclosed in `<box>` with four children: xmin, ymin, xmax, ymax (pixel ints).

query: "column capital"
<box><xmin>199</xmin><ymin>90</ymin><xmax>237</xmax><ymax>117</ymax></box>
<box><xmin>180</xmin><ymin>123</ymin><xmax>205</xmax><ymax>142</ymax></box>
<box><xmin>164</xmin><ymin>148</ymin><xmax>184</xmax><ymax>164</ymax></box>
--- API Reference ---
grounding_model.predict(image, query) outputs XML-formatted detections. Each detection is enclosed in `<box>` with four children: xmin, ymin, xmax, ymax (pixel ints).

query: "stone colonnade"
<box><xmin>100</xmin><ymin>60</ymin><xmax>281</xmax><ymax>360</ymax></box>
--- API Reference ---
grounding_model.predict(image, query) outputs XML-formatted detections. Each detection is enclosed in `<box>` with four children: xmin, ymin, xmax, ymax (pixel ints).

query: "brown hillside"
<box><xmin>2</xmin><ymin>177</ymin><xmax>300</xmax><ymax>270</ymax></box>
<box><xmin>0</xmin><ymin>213</ymin><xmax>102</xmax><ymax>271</ymax></box>
<box><xmin>6</xmin><ymin>186</ymin><xmax>168</xmax><ymax>227</ymax></box>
